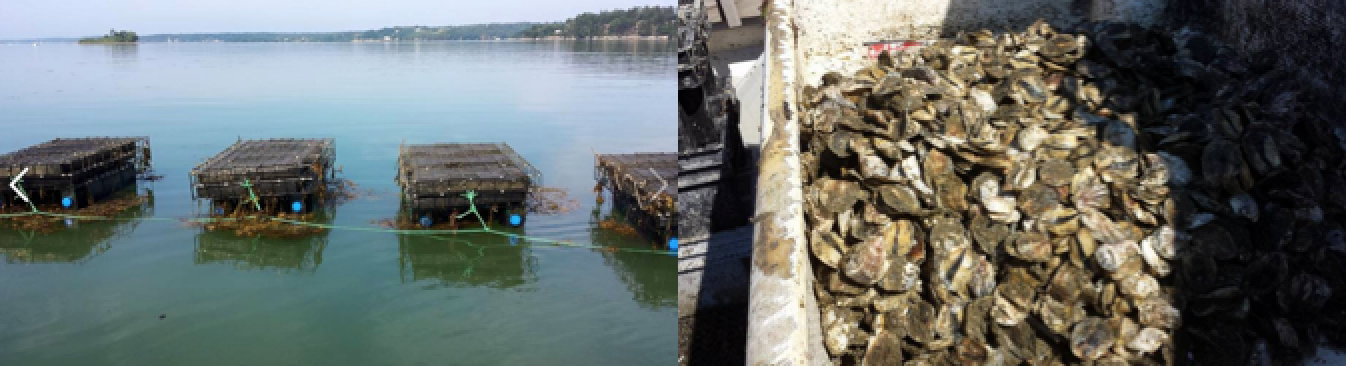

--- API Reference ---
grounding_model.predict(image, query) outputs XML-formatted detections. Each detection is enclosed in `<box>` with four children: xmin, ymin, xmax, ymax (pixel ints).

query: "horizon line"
<box><xmin>1</xmin><ymin>5</ymin><xmax>674</xmax><ymax>41</ymax></box>
<box><xmin>2</xmin><ymin>22</ymin><xmax>557</xmax><ymax>42</ymax></box>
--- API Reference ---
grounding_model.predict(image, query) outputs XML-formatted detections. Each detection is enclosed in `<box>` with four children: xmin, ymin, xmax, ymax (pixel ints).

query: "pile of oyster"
<box><xmin>801</xmin><ymin>20</ymin><xmax>1346</xmax><ymax>364</ymax></box>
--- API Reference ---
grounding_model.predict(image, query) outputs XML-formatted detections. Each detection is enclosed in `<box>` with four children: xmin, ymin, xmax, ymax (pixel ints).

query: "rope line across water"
<box><xmin>0</xmin><ymin>190</ymin><xmax>672</xmax><ymax>256</ymax></box>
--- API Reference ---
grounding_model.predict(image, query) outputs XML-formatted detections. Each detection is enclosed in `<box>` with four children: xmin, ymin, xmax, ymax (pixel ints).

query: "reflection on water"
<box><xmin>397</xmin><ymin>231</ymin><xmax>538</xmax><ymax>289</ymax></box>
<box><xmin>559</xmin><ymin>40</ymin><xmax>673</xmax><ymax>77</ymax></box>
<box><xmin>192</xmin><ymin>212</ymin><xmax>332</xmax><ymax>274</ymax></box>
<box><xmin>100</xmin><ymin>44</ymin><xmax>138</xmax><ymax>63</ymax></box>
<box><xmin>0</xmin><ymin>190</ymin><xmax>153</xmax><ymax>263</ymax></box>
<box><xmin>590</xmin><ymin>207</ymin><xmax>676</xmax><ymax>309</ymax></box>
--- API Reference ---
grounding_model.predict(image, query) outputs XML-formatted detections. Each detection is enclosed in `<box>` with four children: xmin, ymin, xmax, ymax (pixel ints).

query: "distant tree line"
<box><xmin>136</xmin><ymin>23</ymin><xmax>536</xmax><ymax>42</ymax></box>
<box><xmin>352</xmin><ymin>23</ymin><xmax>535</xmax><ymax>41</ymax></box>
<box><xmin>79</xmin><ymin>29</ymin><xmax>138</xmax><ymax>43</ymax></box>
<box><xmin>66</xmin><ymin>6</ymin><xmax>674</xmax><ymax>43</ymax></box>
<box><xmin>517</xmin><ymin>6</ymin><xmax>675</xmax><ymax>38</ymax></box>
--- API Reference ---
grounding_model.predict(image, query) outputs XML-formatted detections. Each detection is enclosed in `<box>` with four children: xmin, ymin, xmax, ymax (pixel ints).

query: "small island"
<box><xmin>79</xmin><ymin>29</ymin><xmax>138</xmax><ymax>44</ymax></box>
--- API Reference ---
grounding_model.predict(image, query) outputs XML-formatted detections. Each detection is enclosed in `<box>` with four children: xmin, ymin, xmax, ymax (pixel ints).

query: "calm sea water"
<box><xmin>0</xmin><ymin>40</ymin><xmax>675</xmax><ymax>365</ymax></box>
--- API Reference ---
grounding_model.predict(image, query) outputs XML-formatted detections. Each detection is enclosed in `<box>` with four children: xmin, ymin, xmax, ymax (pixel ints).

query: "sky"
<box><xmin>1</xmin><ymin>0</ymin><xmax>669</xmax><ymax>39</ymax></box>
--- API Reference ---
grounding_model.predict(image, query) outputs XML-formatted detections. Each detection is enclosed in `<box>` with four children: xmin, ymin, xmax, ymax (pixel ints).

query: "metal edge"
<box><xmin>497</xmin><ymin>142</ymin><xmax>542</xmax><ymax>188</ymax></box>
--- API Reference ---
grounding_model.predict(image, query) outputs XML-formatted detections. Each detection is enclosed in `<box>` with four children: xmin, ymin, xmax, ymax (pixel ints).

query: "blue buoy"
<box><xmin>509</xmin><ymin>214</ymin><xmax>522</xmax><ymax>227</ymax></box>
<box><xmin>215</xmin><ymin>208</ymin><xmax>224</xmax><ymax>215</ymax></box>
<box><xmin>291</xmin><ymin>201</ymin><xmax>302</xmax><ymax>213</ymax></box>
<box><xmin>419</xmin><ymin>216</ymin><xmax>433</xmax><ymax>228</ymax></box>
<box><xmin>509</xmin><ymin>236</ymin><xmax>519</xmax><ymax>246</ymax></box>
<box><xmin>61</xmin><ymin>197</ymin><xmax>72</xmax><ymax>208</ymax></box>
<box><xmin>669</xmin><ymin>237</ymin><xmax>679</xmax><ymax>250</ymax></box>
<box><xmin>63</xmin><ymin>218</ymin><xmax>73</xmax><ymax>227</ymax></box>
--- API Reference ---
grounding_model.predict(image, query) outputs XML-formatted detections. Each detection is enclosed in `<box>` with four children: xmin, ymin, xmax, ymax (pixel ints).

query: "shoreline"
<box><xmin>8</xmin><ymin>37</ymin><xmax>671</xmax><ymax>45</ymax></box>
<box><xmin>518</xmin><ymin>35</ymin><xmax>671</xmax><ymax>41</ymax></box>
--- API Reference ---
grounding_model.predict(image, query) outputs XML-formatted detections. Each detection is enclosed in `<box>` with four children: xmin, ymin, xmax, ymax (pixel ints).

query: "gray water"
<box><xmin>0</xmin><ymin>40</ymin><xmax>675</xmax><ymax>365</ymax></box>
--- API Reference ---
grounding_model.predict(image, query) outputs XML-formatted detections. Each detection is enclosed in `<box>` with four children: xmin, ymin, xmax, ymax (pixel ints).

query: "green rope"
<box><xmin>454</xmin><ymin>190</ymin><xmax>487</xmax><ymax>228</ymax></box>
<box><xmin>240</xmin><ymin>178</ymin><xmax>261</xmax><ymax>211</ymax></box>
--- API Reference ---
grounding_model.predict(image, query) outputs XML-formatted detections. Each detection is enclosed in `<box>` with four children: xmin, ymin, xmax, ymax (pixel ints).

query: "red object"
<box><xmin>865</xmin><ymin>40</ymin><xmax>935</xmax><ymax>59</ymax></box>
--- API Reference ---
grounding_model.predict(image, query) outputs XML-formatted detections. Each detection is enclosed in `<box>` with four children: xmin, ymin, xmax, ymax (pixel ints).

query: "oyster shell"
<box><xmin>1071</xmin><ymin>167</ymin><xmax>1110</xmax><ymax>210</ymax></box>
<box><xmin>1229</xmin><ymin>192</ymin><xmax>1258</xmax><ymax>222</ymax></box>
<box><xmin>1242</xmin><ymin>251</ymin><xmax>1288</xmax><ymax>296</ymax></box>
<box><xmin>1038</xmin><ymin>159</ymin><xmax>1075</xmax><ymax>187</ymax></box>
<box><xmin>1004</xmin><ymin>156</ymin><xmax>1037</xmax><ymax>192</ymax></box>
<box><xmin>1117</xmin><ymin>273</ymin><xmax>1160</xmax><ymax>299</ymax></box>
<box><xmin>1018</xmin><ymin>183</ymin><xmax>1061</xmax><ymax>217</ymax></box>
<box><xmin>1134</xmin><ymin>298</ymin><xmax>1181</xmax><ymax>329</ymax></box>
<box><xmin>843</xmin><ymin>221</ymin><xmax>898</xmax><ymax>285</ymax></box>
<box><xmin>1142</xmin><ymin>226</ymin><xmax>1177</xmax><ymax>260</ymax></box>
<box><xmin>801</xmin><ymin>20</ymin><xmax>1343</xmax><ymax>364</ymax></box>
<box><xmin>1095</xmin><ymin>145</ymin><xmax>1140</xmax><ymax>183</ymax></box>
<box><xmin>1006</xmin><ymin>231</ymin><xmax>1053</xmax><ymax>262</ymax></box>
<box><xmin>1041</xmin><ymin>205</ymin><xmax>1080</xmax><ymax>236</ymax></box>
<box><xmin>811</xmin><ymin>229</ymin><xmax>847</xmax><ymax>269</ymax></box>
<box><xmin>1048</xmin><ymin>263</ymin><xmax>1089</xmax><ymax>303</ymax></box>
<box><xmin>969</xmin><ymin>210</ymin><xmax>1010</xmax><ymax>255</ymax></box>
<box><xmin>878</xmin><ymin>221</ymin><xmax>923</xmax><ymax>292</ymax></box>
<box><xmin>1070</xmin><ymin>317</ymin><xmax>1116</xmax><ymax>361</ymax></box>
<box><xmin>926</xmin><ymin>216</ymin><xmax>968</xmax><ymax>250</ymax></box>
<box><xmin>1036</xmin><ymin>295</ymin><xmax>1084</xmax><ymax>337</ymax></box>
<box><xmin>1016</xmin><ymin>124</ymin><xmax>1049</xmax><ymax>151</ymax></box>
<box><xmin>963</xmin><ymin>296</ymin><xmax>993</xmax><ymax>342</ymax></box>
<box><xmin>905</xmin><ymin>297</ymin><xmax>938</xmax><ymax>345</ymax></box>
<box><xmin>1137</xmin><ymin>233</ymin><xmax>1171</xmax><ymax>277</ymax></box>
<box><xmin>878</xmin><ymin>184</ymin><xmax>925</xmax><ymax>216</ymax></box>
<box><xmin>1127</xmin><ymin>327</ymin><xmax>1168</xmax><ymax>354</ymax></box>
<box><xmin>991</xmin><ymin>282</ymin><xmax>1033</xmax><ymax>326</ymax></box>
<box><xmin>967</xmin><ymin>254</ymin><xmax>997</xmax><ymax>298</ymax></box>
<box><xmin>825</xmin><ymin>269</ymin><xmax>867</xmax><ymax>296</ymax></box>
<box><xmin>861</xmin><ymin>329</ymin><xmax>903</xmax><ymax>366</ymax></box>
<box><xmin>1202</xmin><ymin>138</ymin><xmax>1252</xmax><ymax>193</ymax></box>
<box><xmin>858</xmin><ymin>155</ymin><xmax>891</xmax><ymax>180</ymax></box>
<box><xmin>953</xmin><ymin>337</ymin><xmax>991</xmax><ymax>364</ymax></box>
<box><xmin>814</xmin><ymin>178</ymin><xmax>867</xmax><ymax>214</ymax></box>
<box><xmin>824</xmin><ymin>316</ymin><xmax>861</xmax><ymax>355</ymax></box>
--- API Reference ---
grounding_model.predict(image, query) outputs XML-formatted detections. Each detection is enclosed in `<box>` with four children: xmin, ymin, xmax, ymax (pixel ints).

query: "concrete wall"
<box><xmin>787</xmin><ymin>0</ymin><xmax>1165</xmax><ymax>85</ymax></box>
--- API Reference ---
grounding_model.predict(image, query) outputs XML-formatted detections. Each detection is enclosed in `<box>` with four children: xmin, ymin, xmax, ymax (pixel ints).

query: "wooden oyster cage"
<box><xmin>189</xmin><ymin>138</ymin><xmax>335</xmax><ymax>213</ymax></box>
<box><xmin>396</xmin><ymin>142</ymin><xmax>540</xmax><ymax>226</ymax></box>
<box><xmin>0</xmin><ymin>137</ymin><xmax>150</xmax><ymax>209</ymax></box>
<box><xmin>595</xmin><ymin>152</ymin><xmax>677</xmax><ymax>244</ymax></box>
